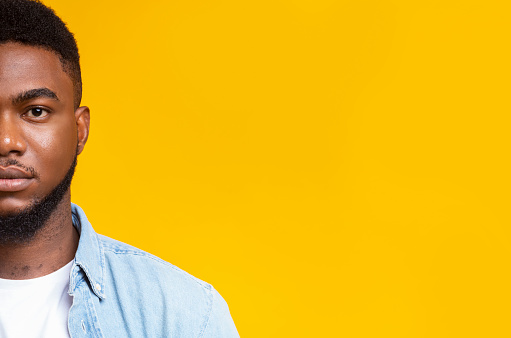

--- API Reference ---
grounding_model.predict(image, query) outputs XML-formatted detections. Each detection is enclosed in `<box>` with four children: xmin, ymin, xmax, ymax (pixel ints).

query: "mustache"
<box><xmin>0</xmin><ymin>159</ymin><xmax>39</xmax><ymax>178</ymax></box>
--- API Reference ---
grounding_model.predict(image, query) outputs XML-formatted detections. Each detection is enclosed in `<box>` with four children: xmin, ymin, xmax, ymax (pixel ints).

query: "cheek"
<box><xmin>26</xmin><ymin>122</ymin><xmax>77</xmax><ymax>177</ymax></box>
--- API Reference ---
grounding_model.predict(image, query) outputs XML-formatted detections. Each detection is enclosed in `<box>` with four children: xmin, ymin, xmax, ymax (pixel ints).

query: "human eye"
<box><xmin>24</xmin><ymin>107</ymin><xmax>50</xmax><ymax>119</ymax></box>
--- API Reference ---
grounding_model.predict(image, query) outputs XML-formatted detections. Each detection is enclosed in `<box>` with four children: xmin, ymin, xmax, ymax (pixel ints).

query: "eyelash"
<box><xmin>23</xmin><ymin>107</ymin><xmax>51</xmax><ymax>119</ymax></box>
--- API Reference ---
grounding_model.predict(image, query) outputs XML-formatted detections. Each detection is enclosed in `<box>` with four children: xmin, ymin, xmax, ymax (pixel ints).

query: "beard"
<box><xmin>0</xmin><ymin>155</ymin><xmax>77</xmax><ymax>245</ymax></box>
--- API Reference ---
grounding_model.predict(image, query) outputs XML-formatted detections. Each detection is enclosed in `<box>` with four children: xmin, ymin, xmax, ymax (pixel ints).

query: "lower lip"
<box><xmin>0</xmin><ymin>178</ymin><xmax>34</xmax><ymax>192</ymax></box>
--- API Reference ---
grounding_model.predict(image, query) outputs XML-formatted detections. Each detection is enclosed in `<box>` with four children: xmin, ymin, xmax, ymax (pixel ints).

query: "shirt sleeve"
<box><xmin>200</xmin><ymin>287</ymin><xmax>239</xmax><ymax>337</ymax></box>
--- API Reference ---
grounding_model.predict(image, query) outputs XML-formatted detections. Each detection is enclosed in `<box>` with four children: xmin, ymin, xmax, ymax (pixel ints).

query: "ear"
<box><xmin>75</xmin><ymin>106</ymin><xmax>90</xmax><ymax>155</ymax></box>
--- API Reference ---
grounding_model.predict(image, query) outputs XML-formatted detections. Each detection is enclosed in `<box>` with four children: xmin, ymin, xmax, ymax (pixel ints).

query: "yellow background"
<box><xmin>44</xmin><ymin>0</ymin><xmax>510</xmax><ymax>336</ymax></box>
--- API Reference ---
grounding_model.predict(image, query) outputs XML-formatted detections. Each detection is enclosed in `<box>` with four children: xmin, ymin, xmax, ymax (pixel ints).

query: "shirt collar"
<box><xmin>70</xmin><ymin>203</ymin><xmax>106</xmax><ymax>300</ymax></box>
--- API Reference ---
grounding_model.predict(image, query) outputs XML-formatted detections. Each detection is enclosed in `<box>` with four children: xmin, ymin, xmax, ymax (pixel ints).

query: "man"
<box><xmin>0</xmin><ymin>0</ymin><xmax>239</xmax><ymax>337</ymax></box>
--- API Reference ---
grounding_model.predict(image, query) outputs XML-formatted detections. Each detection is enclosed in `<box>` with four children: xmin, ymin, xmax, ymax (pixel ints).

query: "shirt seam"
<box><xmin>101</xmin><ymin>243</ymin><xmax>210</xmax><ymax>291</ymax></box>
<box><xmin>198</xmin><ymin>284</ymin><xmax>214</xmax><ymax>338</ymax></box>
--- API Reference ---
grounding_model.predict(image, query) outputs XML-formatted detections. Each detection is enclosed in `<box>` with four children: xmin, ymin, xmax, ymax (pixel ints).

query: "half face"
<box><xmin>0</xmin><ymin>42</ymin><xmax>89</xmax><ymax>216</ymax></box>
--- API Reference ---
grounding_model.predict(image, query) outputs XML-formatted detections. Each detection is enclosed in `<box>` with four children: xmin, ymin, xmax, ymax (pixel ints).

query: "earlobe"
<box><xmin>75</xmin><ymin>106</ymin><xmax>90</xmax><ymax>155</ymax></box>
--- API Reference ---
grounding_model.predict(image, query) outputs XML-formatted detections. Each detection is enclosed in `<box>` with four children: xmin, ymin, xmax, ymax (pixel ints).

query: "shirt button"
<box><xmin>96</xmin><ymin>283</ymin><xmax>102</xmax><ymax>291</ymax></box>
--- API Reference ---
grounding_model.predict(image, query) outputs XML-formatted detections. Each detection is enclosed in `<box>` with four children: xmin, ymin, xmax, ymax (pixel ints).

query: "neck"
<box><xmin>0</xmin><ymin>194</ymin><xmax>79</xmax><ymax>280</ymax></box>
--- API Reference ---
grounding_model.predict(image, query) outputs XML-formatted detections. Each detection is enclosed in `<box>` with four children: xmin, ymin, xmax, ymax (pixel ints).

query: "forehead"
<box><xmin>0</xmin><ymin>42</ymin><xmax>73</xmax><ymax>103</ymax></box>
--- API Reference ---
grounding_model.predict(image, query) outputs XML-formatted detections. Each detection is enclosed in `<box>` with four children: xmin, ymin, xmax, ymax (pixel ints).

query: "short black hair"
<box><xmin>0</xmin><ymin>0</ymin><xmax>82</xmax><ymax>108</ymax></box>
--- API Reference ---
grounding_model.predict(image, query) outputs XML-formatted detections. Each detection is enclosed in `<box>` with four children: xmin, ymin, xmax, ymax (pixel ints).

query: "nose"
<box><xmin>0</xmin><ymin>114</ymin><xmax>27</xmax><ymax>157</ymax></box>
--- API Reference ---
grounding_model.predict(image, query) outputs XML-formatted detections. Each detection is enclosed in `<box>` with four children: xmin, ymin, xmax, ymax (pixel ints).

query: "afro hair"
<box><xmin>0</xmin><ymin>0</ymin><xmax>82</xmax><ymax>108</ymax></box>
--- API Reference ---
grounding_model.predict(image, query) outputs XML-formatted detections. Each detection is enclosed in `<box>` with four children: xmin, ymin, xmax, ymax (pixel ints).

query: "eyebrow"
<box><xmin>11</xmin><ymin>88</ymin><xmax>59</xmax><ymax>105</ymax></box>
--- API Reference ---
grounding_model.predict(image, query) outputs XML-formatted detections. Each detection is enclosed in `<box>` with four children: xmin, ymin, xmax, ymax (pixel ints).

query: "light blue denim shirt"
<box><xmin>68</xmin><ymin>203</ymin><xmax>239</xmax><ymax>337</ymax></box>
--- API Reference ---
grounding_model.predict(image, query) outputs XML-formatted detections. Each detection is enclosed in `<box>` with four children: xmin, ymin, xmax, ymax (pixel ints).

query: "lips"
<box><xmin>0</xmin><ymin>166</ymin><xmax>35</xmax><ymax>192</ymax></box>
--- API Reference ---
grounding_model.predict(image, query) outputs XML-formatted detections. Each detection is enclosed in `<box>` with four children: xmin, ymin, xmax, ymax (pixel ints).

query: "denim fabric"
<box><xmin>67</xmin><ymin>204</ymin><xmax>239</xmax><ymax>337</ymax></box>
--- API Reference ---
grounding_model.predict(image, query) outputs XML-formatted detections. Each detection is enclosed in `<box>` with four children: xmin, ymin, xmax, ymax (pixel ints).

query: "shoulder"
<box><xmin>98</xmin><ymin>233</ymin><xmax>211</xmax><ymax>295</ymax></box>
<box><xmin>71</xmin><ymin>204</ymin><xmax>239</xmax><ymax>336</ymax></box>
<box><xmin>96</xmin><ymin>235</ymin><xmax>239</xmax><ymax>336</ymax></box>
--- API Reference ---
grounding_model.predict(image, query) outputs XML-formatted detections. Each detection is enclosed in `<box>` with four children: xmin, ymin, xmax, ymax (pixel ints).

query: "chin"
<box><xmin>0</xmin><ymin>199</ymin><xmax>35</xmax><ymax>217</ymax></box>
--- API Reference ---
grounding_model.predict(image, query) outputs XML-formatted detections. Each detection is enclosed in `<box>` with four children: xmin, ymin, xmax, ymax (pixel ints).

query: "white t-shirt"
<box><xmin>0</xmin><ymin>261</ymin><xmax>73</xmax><ymax>338</ymax></box>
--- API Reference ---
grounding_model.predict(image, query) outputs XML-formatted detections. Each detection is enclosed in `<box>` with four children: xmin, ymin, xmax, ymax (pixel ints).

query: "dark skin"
<box><xmin>0</xmin><ymin>42</ymin><xmax>90</xmax><ymax>279</ymax></box>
